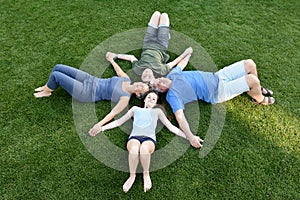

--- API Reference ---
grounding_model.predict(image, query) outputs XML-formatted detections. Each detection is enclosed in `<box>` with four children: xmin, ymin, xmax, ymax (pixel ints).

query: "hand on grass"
<box><xmin>190</xmin><ymin>135</ymin><xmax>203</xmax><ymax>148</ymax></box>
<box><xmin>89</xmin><ymin>123</ymin><xmax>102</xmax><ymax>136</ymax></box>
<box><xmin>106</xmin><ymin>52</ymin><xmax>116</xmax><ymax>62</ymax></box>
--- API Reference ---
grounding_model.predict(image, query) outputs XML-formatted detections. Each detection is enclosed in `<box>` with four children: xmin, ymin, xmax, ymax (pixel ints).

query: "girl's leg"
<box><xmin>123</xmin><ymin>139</ymin><xmax>141</xmax><ymax>193</ymax></box>
<box><xmin>139</xmin><ymin>141</ymin><xmax>155</xmax><ymax>192</ymax></box>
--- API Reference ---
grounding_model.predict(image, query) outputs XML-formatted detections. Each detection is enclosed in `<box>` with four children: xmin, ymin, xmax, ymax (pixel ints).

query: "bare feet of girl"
<box><xmin>123</xmin><ymin>175</ymin><xmax>136</xmax><ymax>193</ymax></box>
<box><xmin>143</xmin><ymin>172</ymin><xmax>152</xmax><ymax>192</ymax></box>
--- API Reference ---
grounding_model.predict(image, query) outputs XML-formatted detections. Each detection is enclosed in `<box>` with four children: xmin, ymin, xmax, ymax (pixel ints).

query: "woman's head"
<box><xmin>131</xmin><ymin>82</ymin><xmax>150</xmax><ymax>98</ymax></box>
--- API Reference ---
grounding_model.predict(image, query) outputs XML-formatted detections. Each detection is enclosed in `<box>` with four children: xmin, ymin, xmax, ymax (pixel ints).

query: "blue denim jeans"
<box><xmin>46</xmin><ymin>64</ymin><xmax>96</xmax><ymax>102</ymax></box>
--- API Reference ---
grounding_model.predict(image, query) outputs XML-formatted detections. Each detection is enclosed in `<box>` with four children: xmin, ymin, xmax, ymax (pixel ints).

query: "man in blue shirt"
<box><xmin>152</xmin><ymin>54</ymin><xmax>275</xmax><ymax>148</ymax></box>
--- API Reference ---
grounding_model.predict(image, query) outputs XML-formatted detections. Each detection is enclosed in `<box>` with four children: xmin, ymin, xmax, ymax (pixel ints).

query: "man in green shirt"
<box><xmin>107</xmin><ymin>11</ymin><xmax>192</xmax><ymax>82</ymax></box>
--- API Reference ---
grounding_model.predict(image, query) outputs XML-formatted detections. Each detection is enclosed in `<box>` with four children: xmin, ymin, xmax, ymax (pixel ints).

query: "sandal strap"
<box><xmin>261</xmin><ymin>87</ymin><xmax>273</xmax><ymax>96</ymax></box>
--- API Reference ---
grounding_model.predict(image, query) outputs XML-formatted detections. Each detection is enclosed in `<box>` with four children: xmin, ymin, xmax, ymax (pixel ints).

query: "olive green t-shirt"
<box><xmin>132</xmin><ymin>43</ymin><xmax>170</xmax><ymax>77</ymax></box>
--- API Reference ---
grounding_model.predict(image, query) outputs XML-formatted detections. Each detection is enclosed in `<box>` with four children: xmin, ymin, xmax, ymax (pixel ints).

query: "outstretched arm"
<box><xmin>100</xmin><ymin>106</ymin><xmax>135</xmax><ymax>131</ymax></box>
<box><xmin>174</xmin><ymin>109</ymin><xmax>203</xmax><ymax>148</ymax></box>
<box><xmin>89</xmin><ymin>97</ymin><xmax>130</xmax><ymax>136</ymax></box>
<box><xmin>166</xmin><ymin>47</ymin><xmax>193</xmax><ymax>69</ymax></box>
<box><xmin>157</xmin><ymin>109</ymin><xmax>187</xmax><ymax>140</ymax></box>
<box><xmin>106</xmin><ymin>51</ymin><xmax>138</xmax><ymax>62</ymax></box>
<box><xmin>177</xmin><ymin>53</ymin><xmax>191</xmax><ymax>71</ymax></box>
<box><xmin>106</xmin><ymin>52</ymin><xmax>129</xmax><ymax>78</ymax></box>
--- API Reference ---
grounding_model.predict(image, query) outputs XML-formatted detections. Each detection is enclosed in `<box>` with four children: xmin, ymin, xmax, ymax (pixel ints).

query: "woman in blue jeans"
<box><xmin>34</xmin><ymin>54</ymin><xmax>149</xmax><ymax>129</ymax></box>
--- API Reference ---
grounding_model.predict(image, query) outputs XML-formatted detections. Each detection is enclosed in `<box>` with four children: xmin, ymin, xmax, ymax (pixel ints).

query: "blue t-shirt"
<box><xmin>94</xmin><ymin>76</ymin><xmax>131</xmax><ymax>103</ymax></box>
<box><xmin>166</xmin><ymin>67</ymin><xmax>219</xmax><ymax>113</ymax></box>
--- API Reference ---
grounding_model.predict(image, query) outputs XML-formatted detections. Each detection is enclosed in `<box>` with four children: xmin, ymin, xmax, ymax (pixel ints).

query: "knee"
<box><xmin>153</xmin><ymin>11</ymin><xmax>161</xmax><ymax>16</ymax></box>
<box><xmin>160</xmin><ymin>13</ymin><xmax>169</xmax><ymax>26</ymax></box>
<box><xmin>246</xmin><ymin>74</ymin><xmax>260</xmax><ymax>87</ymax></box>
<box><xmin>244</xmin><ymin>59</ymin><xmax>256</xmax><ymax>72</ymax></box>
<box><xmin>161</xmin><ymin>13</ymin><xmax>168</xmax><ymax>18</ymax></box>
<box><xmin>128</xmin><ymin>145</ymin><xmax>139</xmax><ymax>155</ymax></box>
<box><xmin>139</xmin><ymin>145</ymin><xmax>152</xmax><ymax>155</ymax></box>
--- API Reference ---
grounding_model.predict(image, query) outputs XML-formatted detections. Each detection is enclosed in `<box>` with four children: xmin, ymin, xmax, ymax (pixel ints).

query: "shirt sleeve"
<box><xmin>167</xmin><ymin>90</ymin><xmax>185</xmax><ymax>113</ymax></box>
<box><xmin>168</xmin><ymin>66</ymin><xmax>182</xmax><ymax>76</ymax></box>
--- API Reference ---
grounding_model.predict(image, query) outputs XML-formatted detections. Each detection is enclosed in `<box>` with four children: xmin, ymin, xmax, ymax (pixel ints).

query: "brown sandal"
<box><xmin>261</xmin><ymin>87</ymin><xmax>273</xmax><ymax>96</ymax></box>
<box><xmin>252</xmin><ymin>96</ymin><xmax>275</xmax><ymax>105</ymax></box>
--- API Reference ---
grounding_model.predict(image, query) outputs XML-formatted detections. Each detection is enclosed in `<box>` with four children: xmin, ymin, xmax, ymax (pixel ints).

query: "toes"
<box><xmin>143</xmin><ymin>175</ymin><xmax>152</xmax><ymax>192</ymax></box>
<box><xmin>34</xmin><ymin>86</ymin><xmax>45</xmax><ymax>92</ymax></box>
<box><xmin>122</xmin><ymin>176</ymin><xmax>135</xmax><ymax>193</ymax></box>
<box><xmin>34</xmin><ymin>91</ymin><xmax>52</xmax><ymax>98</ymax></box>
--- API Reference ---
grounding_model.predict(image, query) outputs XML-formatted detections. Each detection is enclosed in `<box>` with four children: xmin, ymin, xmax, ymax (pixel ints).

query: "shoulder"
<box><xmin>167</xmin><ymin>67</ymin><xmax>182</xmax><ymax>77</ymax></box>
<box><xmin>121</xmin><ymin>76</ymin><xmax>131</xmax><ymax>82</ymax></box>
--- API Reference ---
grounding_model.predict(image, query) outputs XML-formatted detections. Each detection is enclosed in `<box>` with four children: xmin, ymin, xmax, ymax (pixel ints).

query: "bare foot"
<box><xmin>34</xmin><ymin>86</ymin><xmax>47</xmax><ymax>92</ymax></box>
<box><xmin>143</xmin><ymin>173</ymin><xmax>152</xmax><ymax>192</ymax></box>
<box><xmin>123</xmin><ymin>175</ymin><xmax>136</xmax><ymax>193</ymax></box>
<box><xmin>184</xmin><ymin>47</ymin><xmax>193</xmax><ymax>55</ymax></box>
<box><xmin>34</xmin><ymin>91</ymin><xmax>52</xmax><ymax>98</ymax></box>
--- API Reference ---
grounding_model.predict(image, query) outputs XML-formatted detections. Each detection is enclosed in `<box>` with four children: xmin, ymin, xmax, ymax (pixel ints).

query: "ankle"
<box><xmin>143</xmin><ymin>171</ymin><xmax>150</xmax><ymax>176</ymax></box>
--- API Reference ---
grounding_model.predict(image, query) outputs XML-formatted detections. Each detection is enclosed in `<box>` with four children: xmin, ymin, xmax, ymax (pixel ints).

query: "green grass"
<box><xmin>1</xmin><ymin>0</ymin><xmax>299</xmax><ymax>199</ymax></box>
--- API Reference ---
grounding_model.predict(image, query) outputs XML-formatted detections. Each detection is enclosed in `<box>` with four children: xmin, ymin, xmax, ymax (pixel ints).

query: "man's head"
<box><xmin>151</xmin><ymin>77</ymin><xmax>171</xmax><ymax>93</ymax></box>
<box><xmin>141</xmin><ymin>68</ymin><xmax>155</xmax><ymax>82</ymax></box>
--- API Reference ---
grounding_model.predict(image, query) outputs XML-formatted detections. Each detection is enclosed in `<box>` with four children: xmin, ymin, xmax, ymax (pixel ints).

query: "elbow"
<box><xmin>175</xmin><ymin>112</ymin><xmax>184</xmax><ymax>126</ymax></box>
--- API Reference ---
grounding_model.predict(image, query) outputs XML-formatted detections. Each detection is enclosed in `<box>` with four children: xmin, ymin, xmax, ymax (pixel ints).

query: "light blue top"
<box><xmin>166</xmin><ymin>67</ymin><xmax>219</xmax><ymax>113</ymax></box>
<box><xmin>130</xmin><ymin>107</ymin><xmax>158</xmax><ymax>141</ymax></box>
<box><xmin>94</xmin><ymin>76</ymin><xmax>131</xmax><ymax>103</ymax></box>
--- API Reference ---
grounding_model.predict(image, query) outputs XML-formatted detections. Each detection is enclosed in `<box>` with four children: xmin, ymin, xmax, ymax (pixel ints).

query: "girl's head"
<box><xmin>144</xmin><ymin>92</ymin><xmax>159</xmax><ymax>108</ymax></box>
<box><xmin>143</xmin><ymin>91</ymin><xmax>171</xmax><ymax>120</ymax></box>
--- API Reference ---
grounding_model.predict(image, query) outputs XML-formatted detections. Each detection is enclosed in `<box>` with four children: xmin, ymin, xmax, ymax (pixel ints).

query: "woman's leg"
<box><xmin>139</xmin><ymin>141</ymin><xmax>155</xmax><ymax>192</ymax></box>
<box><xmin>123</xmin><ymin>139</ymin><xmax>141</xmax><ymax>193</ymax></box>
<box><xmin>34</xmin><ymin>64</ymin><xmax>92</xmax><ymax>100</ymax></box>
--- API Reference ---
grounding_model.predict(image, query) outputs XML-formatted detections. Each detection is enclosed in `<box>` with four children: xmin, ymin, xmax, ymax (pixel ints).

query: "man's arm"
<box><xmin>166</xmin><ymin>47</ymin><xmax>193</xmax><ymax>69</ymax></box>
<box><xmin>177</xmin><ymin>53</ymin><xmax>191</xmax><ymax>71</ymax></box>
<box><xmin>174</xmin><ymin>109</ymin><xmax>203</xmax><ymax>148</ymax></box>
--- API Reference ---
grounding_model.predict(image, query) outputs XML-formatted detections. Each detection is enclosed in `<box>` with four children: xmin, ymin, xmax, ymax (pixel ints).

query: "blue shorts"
<box><xmin>128</xmin><ymin>136</ymin><xmax>156</xmax><ymax>145</ymax></box>
<box><xmin>143</xmin><ymin>25</ymin><xmax>170</xmax><ymax>50</ymax></box>
<box><xmin>215</xmin><ymin>60</ymin><xmax>250</xmax><ymax>103</ymax></box>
